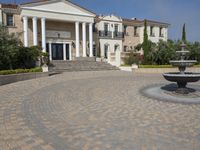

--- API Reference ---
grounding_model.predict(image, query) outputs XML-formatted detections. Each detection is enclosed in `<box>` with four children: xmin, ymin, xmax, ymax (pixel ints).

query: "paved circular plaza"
<box><xmin>0</xmin><ymin>71</ymin><xmax>200</xmax><ymax>150</ymax></box>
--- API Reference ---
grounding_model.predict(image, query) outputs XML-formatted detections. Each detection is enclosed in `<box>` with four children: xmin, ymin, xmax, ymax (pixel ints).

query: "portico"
<box><xmin>20</xmin><ymin>0</ymin><xmax>96</xmax><ymax>60</ymax></box>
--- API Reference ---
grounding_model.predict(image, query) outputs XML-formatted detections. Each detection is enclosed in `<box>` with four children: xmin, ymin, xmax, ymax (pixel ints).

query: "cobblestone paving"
<box><xmin>0</xmin><ymin>71</ymin><xmax>200</xmax><ymax>150</ymax></box>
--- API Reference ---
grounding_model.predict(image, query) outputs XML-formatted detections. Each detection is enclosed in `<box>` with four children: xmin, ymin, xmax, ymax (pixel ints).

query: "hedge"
<box><xmin>0</xmin><ymin>67</ymin><xmax>42</xmax><ymax>75</ymax></box>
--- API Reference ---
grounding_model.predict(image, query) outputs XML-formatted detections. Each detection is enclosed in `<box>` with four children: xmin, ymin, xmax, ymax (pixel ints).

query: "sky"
<box><xmin>1</xmin><ymin>0</ymin><xmax>200</xmax><ymax>42</ymax></box>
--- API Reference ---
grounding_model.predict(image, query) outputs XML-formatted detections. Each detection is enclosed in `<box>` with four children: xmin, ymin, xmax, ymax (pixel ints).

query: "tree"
<box><xmin>182</xmin><ymin>23</ymin><xmax>186</xmax><ymax>42</ymax></box>
<box><xmin>143</xmin><ymin>19</ymin><xmax>149</xmax><ymax>60</ymax></box>
<box><xmin>0</xmin><ymin>25</ymin><xmax>21</xmax><ymax>70</ymax></box>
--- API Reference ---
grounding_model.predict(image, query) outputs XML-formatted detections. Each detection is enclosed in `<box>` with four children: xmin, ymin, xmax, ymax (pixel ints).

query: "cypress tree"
<box><xmin>143</xmin><ymin>19</ymin><xmax>149</xmax><ymax>60</ymax></box>
<box><xmin>182</xmin><ymin>23</ymin><xmax>186</xmax><ymax>42</ymax></box>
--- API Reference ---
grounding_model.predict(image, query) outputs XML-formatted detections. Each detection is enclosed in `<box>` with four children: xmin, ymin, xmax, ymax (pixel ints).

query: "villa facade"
<box><xmin>0</xmin><ymin>0</ymin><xmax>169</xmax><ymax>66</ymax></box>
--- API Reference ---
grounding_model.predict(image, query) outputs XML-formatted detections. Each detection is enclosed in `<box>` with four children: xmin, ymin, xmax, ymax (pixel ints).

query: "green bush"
<box><xmin>0</xmin><ymin>67</ymin><xmax>42</xmax><ymax>75</ymax></box>
<box><xmin>123</xmin><ymin>52</ymin><xmax>142</xmax><ymax>66</ymax></box>
<box><xmin>15</xmin><ymin>46</ymin><xmax>42</xmax><ymax>69</ymax></box>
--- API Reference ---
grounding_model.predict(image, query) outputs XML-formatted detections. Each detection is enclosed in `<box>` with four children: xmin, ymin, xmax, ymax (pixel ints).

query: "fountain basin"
<box><xmin>163</xmin><ymin>72</ymin><xmax>200</xmax><ymax>94</ymax></box>
<box><xmin>163</xmin><ymin>72</ymin><xmax>200</xmax><ymax>83</ymax></box>
<box><xmin>170</xmin><ymin>60</ymin><xmax>197</xmax><ymax>67</ymax></box>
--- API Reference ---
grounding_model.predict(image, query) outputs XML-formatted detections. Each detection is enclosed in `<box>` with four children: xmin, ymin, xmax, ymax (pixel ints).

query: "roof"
<box><xmin>1</xmin><ymin>3</ymin><xmax>18</xmax><ymax>9</ymax></box>
<box><xmin>123</xmin><ymin>18</ymin><xmax>143</xmax><ymax>26</ymax></box>
<box><xmin>123</xmin><ymin>18</ymin><xmax>170</xmax><ymax>27</ymax></box>
<box><xmin>146</xmin><ymin>19</ymin><xmax>170</xmax><ymax>26</ymax></box>
<box><xmin>20</xmin><ymin>0</ymin><xmax>96</xmax><ymax>15</ymax></box>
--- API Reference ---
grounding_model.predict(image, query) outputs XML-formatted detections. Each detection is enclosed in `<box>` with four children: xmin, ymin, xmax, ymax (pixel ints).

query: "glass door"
<box><xmin>52</xmin><ymin>43</ymin><xmax>63</xmax><ymax>60</ymax></box>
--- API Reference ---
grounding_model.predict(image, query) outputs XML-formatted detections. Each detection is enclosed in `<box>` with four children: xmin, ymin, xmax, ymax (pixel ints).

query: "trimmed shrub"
<box><xmin>0</xmin><ymin>67</ymin><xmax>42</xmax><ymax>75</ymax></box>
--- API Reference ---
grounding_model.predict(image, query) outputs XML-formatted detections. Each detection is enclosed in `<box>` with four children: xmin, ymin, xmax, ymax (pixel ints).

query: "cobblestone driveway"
<box><xmin>0</xmin><ymin>71</ymin><xmax>200</xmax><ymax>150</ymax></box>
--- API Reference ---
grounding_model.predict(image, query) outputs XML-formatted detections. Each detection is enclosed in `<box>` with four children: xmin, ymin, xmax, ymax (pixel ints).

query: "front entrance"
<box><xmin>52</xmin><ymin>43</ymin><xmax>63</xmax><ymax>60</ymax></box>
<box><xmin>51</xmin><ymin>43</ymin><xmax>70</xmax><ymax>60</ymax></box>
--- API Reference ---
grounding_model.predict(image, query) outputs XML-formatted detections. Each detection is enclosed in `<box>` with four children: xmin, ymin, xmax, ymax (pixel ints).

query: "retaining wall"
<box><xmin>0</xmin><ymin>72</ymin><xmax>49</xmax><ymax>86</ymax></box>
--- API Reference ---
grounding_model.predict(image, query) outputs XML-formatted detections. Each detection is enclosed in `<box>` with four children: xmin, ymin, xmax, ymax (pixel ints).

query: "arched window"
<box><xmin>114</xmin><ymin>44</ymin><xmax>120</xmax><ymax>52</ymax></box>
<box><xmin>104</xmin><ymin>43</ymin><xmax>109</xmax><ymax>58</ymax></box>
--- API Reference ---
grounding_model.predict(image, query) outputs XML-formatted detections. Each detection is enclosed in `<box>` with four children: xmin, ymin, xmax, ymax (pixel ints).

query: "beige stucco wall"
<box><xmin>2</xmin><ymin>12</ymin><xmax>24</xmax><ymax>43</ymax></box>
<box><xmin>123</xmin><ymin>25</ymin><xmax>141</xmax><ymax>51</ymax></box>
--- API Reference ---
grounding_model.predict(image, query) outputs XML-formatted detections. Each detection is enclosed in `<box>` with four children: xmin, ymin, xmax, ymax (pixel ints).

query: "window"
<box><xmin>159</xmin><ymin>27</ymin><xmax>163</xmax><ymax>37</ymax></box>
<box><xmin>134</xmin><ymin>26</ymin><xmax>138</xmax><ymax>36</ymax></box>
<box><xmin>124</xmin><ymin>46</ymin><xmax>128</xmax><ymax>52</ymax></box>
<box><xmin>104</xmin><ymin>44</ymin><xmax>109</xmax><ymax>58</ymax></box>
<box><xmin>104</xmin><ymin>23</ymin><xmax>109</xmax><ymax>31</ymax></box>
<box><xmin>114</xmin><ymin>44</ymin><xmax>119</xmax><ymax>52</ymax></box>
<box><xmin>114</xmin><ymin>24</ymin><xmax>118</xmax><ymax>32</ymax></box>
<box><xmin>6</xmin><ymin>14</ymin><xmax>14</xmax><ymax>26</ymax></box>
<box><xmin>114</xmin><ymin>24</ymin><xmax>119</xmax><ymax>37</ymax></box>
<box><xmin>104</xmin><ymin>23</ymin><xmax>109</xmax><ymax>36</ymax></box>
<box><xmin>150</xmin><ymin>26</ymin><xmax>154</xmax><ymax>36</ymax></box>
<box><xmin>124</xmin><ymin>25</ymin><xmax>127</xmax><ymax>34</ymax></box>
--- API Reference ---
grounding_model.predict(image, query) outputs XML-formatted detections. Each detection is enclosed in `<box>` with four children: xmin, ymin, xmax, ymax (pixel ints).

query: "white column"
<box><xmin>75</xmin><ymin>22</ymin><xmax>80</xmax><ymax>57</ymax></box>
<box><xmin>32</xmin><ymin>17</ymin><xmax>38</xmax><ymax>46</ymax></box>
<box><xmin>82</xmin><ymin>22</ymin><xmax>86</xmax><ymax>57</ymax></box>
<box><xmin>49</xmin><ymin>42</ymin><xmax>52</xmax><ymax>61</ymax></box>
<box><xmin>89</xmin><ymin>23</ymin><xmax>93</xmax><ymax>57</ymax></box>
<box><xmin>23</xmin><ymin>16</ymin><xmax>28</xmax><ymax>47</ymax></box>
<box><xmin>41</xmin><ymin>17</ymin><xmax>46</xmax><ymax>52</ymax></box>
<box><xmin>63</xmin><ymin>43</ymin><xmax>66</xmax><ymax>60</ymax></box>
<box><xmin>69</xmin><ymin>44</ymin><xmax>72</xmax><ymax>60</ymax></box>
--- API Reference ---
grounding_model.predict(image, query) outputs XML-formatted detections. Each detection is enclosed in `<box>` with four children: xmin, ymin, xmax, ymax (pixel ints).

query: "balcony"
<box><xmin>99</xmin><ymin>30</ymin><xmax>112</xmax><ymax>38</ymax></box>
<box><xmin>114</xmin><ymin>32</ymin><xmax>124</xmax><ymax>39</ymax></box>
<box><xmin>160</xmin><ymin>34</ymin><xmax>164</xmax><ymax>37</ymax></box>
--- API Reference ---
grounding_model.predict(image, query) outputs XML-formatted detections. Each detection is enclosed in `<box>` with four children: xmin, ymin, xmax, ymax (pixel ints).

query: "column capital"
<box><xmin>41</xmin><ymin>17</ymin><xmax>46</xmax><ymax>21</ymax></box>
<box><xmin>32</xmin><ymin>16</ymin><xmax>37</xmax><ymax>20</ymax></box>
<box><xmin>82</xmin><ymin>22</ymin><xmax>86</xmax><ymax>25</ymax></box>
<box><xmin>22</xmin><ymin>16</ymin><xmax>28</xmax><ymax>20</ymax></box>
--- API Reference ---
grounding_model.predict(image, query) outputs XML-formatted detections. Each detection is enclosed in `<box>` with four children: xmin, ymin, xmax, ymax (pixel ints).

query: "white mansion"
<box><xmin>0</xmin><ymin>0</ymin><xmax>169</xmax><ymax>66</ymax></box>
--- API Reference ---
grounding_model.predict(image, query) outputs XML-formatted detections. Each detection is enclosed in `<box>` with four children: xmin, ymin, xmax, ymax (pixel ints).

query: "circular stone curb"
<box><xmin>141</xmin><ymin>83</ymin><xmax>200</xmax><ymax>105</ymax></box>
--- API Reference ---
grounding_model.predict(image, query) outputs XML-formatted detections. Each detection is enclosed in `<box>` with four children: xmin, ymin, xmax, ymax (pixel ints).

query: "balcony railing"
<box><xmin>114</xmin><ymin>32</ymin><xmax>124</xmax><ymax>39</ymax></box>
<box><xmin>99</xmin><ymin>30</ymin><xmax>112</xmax><ymax>38</ymax></box>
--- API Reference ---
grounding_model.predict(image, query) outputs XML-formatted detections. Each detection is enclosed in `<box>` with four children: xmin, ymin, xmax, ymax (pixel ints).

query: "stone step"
<box><xmin>49</xmin><ymin>59</ymin><xmax>118</xmax><ymax>72</ymax></box>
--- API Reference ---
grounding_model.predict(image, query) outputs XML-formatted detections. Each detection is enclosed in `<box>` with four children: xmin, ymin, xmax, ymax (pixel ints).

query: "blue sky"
<box><xmin>1</xmin><ymin>0</ymin><xmax>200</xmax><ymax>42</ymax></box>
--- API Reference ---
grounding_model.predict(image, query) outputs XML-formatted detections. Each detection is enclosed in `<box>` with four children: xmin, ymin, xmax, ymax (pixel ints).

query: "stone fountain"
<box><xmin>163</xmin><ymin>42</ymin><xmax>200</xmax><ymax>94</ymax></box>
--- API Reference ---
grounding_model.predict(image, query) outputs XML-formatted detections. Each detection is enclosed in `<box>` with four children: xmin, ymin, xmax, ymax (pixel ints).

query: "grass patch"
<box><xmin>139</xmin><ymin>65</ymin><xmax>174</xmax><ymax>68</ymax></box>
<box><xmin>194</xmin><ymin>64</ymin><xmax>200</xmax><ymax>68</ymax></box>
<box><xmin>0</xmin><ymin>67</ymin><xmax>42</xmax><ymax>75</ymax></box>
<box><xmin>121</xmin><ymin>64</ymin><xmax>132</xmax><ymax>67</ymax></box>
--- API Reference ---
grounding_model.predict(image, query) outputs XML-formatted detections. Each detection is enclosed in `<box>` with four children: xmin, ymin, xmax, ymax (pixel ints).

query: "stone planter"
<box><xmin>42</xmin><ymin>64</ymin><xmax>49</xmax><ymax>72</ymax></box>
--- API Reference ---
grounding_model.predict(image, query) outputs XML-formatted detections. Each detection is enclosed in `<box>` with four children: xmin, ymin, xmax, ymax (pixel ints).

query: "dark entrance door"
<box><xmin>52</xmin><ymin>43</ymin><xmax>63</xmax><ymax>60</ymax></box>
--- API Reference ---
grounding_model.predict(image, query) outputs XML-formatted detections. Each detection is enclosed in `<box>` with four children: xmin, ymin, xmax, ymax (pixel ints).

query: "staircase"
<box><xmin>49</xmin><ymin>58</ymin><xmax>119</xmax><ymax>73</ymax></box>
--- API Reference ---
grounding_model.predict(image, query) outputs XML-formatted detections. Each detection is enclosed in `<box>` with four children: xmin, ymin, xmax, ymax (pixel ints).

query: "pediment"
<box><xmin>21</xmin><ymin>0</ymin><xmax>96</xmax><ymax>17</ymax></box>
